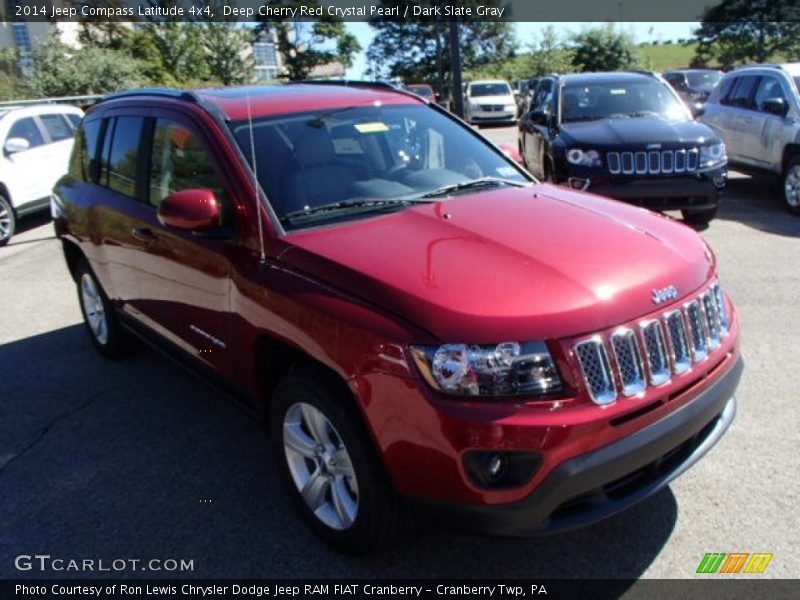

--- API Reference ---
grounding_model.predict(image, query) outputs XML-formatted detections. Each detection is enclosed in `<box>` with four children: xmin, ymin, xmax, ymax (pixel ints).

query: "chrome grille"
<box><xmin>712</xmin><ymin>283</ymin><xmax>729</xmax><ymax>337</ymax></box>
<box><xmin>702</xmin><ymin>290</ymin><xmax>721</xmax><ymax>350</ymax></box>
<box><xmin>608</xmin><ymin>147</ymin><xmax>699</xmax><ymax>175</ymax></box>
<box><xmin>572</xmin><ymin>282</ymin><xmax>730</xmax><ymax>405</ymax></box>
<box><xmin>610</xmin><ymin>329</ymin><xmax>646</xmax><ymax>396</ymax></box>
<box><xmin>575</xmin><ymin>338</ymin><xmax>617</xmax><ymax>405</ymax></box>
<box><xmin>641</xmin><ymin>320</ymin><xmax>671</xmax><ymax>385</ymax></box>
<box><xmin>664</xmin><ymin>310</ymin><xmax>691</xmax><ymax>374</ymax></box>
<box><xmin>685</xmin><ymin>300</ymin><xmax>708</xmax><ymax>362</ymax></box>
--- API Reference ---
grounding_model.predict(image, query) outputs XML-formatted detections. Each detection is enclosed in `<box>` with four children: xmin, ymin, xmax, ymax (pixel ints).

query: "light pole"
<box><xmin>449</xmin><ymin>20</ymin><xmax>464</xmax><ymax>118</ymax></box>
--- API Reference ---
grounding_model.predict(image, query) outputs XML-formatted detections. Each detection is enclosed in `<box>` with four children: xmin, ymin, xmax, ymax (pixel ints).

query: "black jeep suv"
<box><xmin>518</xmin><ymin>72</ymin><xmax>728</xmax><ymax>225</ymax></box>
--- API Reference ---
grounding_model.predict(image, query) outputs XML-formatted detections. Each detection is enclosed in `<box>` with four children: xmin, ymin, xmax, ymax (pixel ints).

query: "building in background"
<box><xmin>0</xmin><ymin>0</ymin><xmax>79</xmax><ymax>74</ymax></box>
<box><xmin>253</xmin><ymin>30</ymin><xmax>283</xmax><ymax>82</ymax></box>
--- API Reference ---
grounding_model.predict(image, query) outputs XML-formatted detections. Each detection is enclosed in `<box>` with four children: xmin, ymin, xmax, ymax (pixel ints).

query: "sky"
<box><xmin>344</xmin><ymin>21</ymin><xmax>699</xmax><ymax>78</ymax></box>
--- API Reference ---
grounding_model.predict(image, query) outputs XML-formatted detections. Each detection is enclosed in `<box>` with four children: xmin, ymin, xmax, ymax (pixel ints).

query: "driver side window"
<box><xmin>149</xmin><ymin>119</ymin><xmax>227</xmax><ymax>208</ymax></box>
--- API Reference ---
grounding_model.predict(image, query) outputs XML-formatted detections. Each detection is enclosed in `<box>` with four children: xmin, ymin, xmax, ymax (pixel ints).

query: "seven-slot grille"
<box><xmin>573</xmin><ymin>283</ymin><xmax>729</xmax><ymax>405</ymax></box>
<box><xmin>606</xmin><ymin>148</ymin><xmax>699</xmax><ymax>175</ymax></box>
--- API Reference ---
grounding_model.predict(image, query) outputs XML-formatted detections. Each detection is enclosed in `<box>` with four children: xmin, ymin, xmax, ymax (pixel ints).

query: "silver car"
<box><xmin>700</xmin><ymin>63</ymin><xmax>800</xmax><ymax>214</ymax></box>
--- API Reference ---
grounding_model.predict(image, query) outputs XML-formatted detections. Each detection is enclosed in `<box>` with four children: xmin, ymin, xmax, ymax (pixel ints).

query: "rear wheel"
<box><xmin>782</xmin><ymin>156</ymin><xmax>800</xmax><ymax>215</ymax></box>
<box><xmin>76</xmin><ymin>260</ymin><xmax>134</xmax><ymax>358</ymax></box>
<box><xmin>270</xmin><ymin>368</ymin><xmax>402</xmax><ymax>554</ymax></box>
<box><xmin>0</xmin><ymin>194</ymin><xmax>15</xmax><ymax>247</ymax></box>
<box><xmin>682</xmin><ymin>207</ymin><xmax>718</xmax><ymax>227</ymax></box>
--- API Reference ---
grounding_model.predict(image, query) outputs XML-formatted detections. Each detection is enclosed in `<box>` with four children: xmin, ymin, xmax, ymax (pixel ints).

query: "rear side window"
<box><xmin>39</xmin><ymin>114</ymin><xmax>74</xmax><ymax>142</ymax></box>
<box><xmin>6</xmin><ymin>117</ymin><xmax>45</xmax><ymax>149</ymax></box>
<box><xmin>726</xmin><ymin>76</ymin><xmax>760</xmax><ymax>109</ymax></box>
<box><xmin>65</xmin><ymin>113</ymin><xmax>81</xmax><ymax>129</ymax></box>
<box><xmin>100</xmin><ymin>116</ymin><xmax>144</xmax><ymax>198</ymax></box>
<box><xmin>68</xmin><ymin>119</ymin><xmax>101</xmax><ymax>181</ymax></box>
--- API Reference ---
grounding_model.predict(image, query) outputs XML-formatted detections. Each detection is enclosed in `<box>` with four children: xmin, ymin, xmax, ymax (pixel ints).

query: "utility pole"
<box><xmin>449</xmin><ymin>20</ymin><xmax>463</xmax><ymax>118</ymax></box>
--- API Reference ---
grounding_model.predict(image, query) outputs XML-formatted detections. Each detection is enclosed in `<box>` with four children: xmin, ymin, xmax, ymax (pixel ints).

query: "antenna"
<box><xmin>246</xmin><ymin>90</ymin><xmax>267</xmax><ymax>267</ymax></box>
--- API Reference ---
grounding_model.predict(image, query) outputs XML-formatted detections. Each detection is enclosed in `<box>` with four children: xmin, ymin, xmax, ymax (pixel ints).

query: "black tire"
<box><xmin>782</xmin><ymin>156</ymin><xmax>800</xmax><ymax>215</ymax></box>
<box><xmin>0</xmin><ymin>194</ymin><xmax>16</xmax><ymax>247</ymax></box>
<box><xmin>75</xmin><ymin>259</ymin><xmax>134</xmax><ymax>358</ymax></box>
<box><xmin>682</xmin><ymin>207</ymin><xmax>718</xmax><ymax>227</ymax></box>
<box><xmin>269</xmin><ymin>367</ymin><xmax>402</xmax><ymax>555</ymax></box>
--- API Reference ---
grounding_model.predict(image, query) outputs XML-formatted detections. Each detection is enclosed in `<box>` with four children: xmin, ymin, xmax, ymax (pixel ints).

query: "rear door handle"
<box><xmin>131</xmin><ymin>227</ymin><xmax>156</xmax><ymax>244</ymax></box>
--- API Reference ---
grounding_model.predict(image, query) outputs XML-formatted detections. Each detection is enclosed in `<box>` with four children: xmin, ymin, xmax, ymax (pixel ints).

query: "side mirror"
<box><xmin>4</xmin><ymin>137</ymin><xmax>30</xmax><ymax>155</ymax></box>
<box><xmin>690</xmin><ymin>103</ymin><xmax>706</xmax><ymax>118</ymax></box>
<box><xmin>157</xmin><ymin>188</ymin><xmax>220</xmax><ymax>232</ymax></box>
<box><xmin>530</xmin><ymin>110</ymin><xmax>549</xmax><ymax>126</ymax></box>
<box><xmin>761</xmin><ymin>97</ymin><xmax>788</xmax><ymax>117</ymax></box>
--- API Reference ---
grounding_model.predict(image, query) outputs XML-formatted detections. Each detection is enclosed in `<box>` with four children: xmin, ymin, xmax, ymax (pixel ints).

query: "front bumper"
<box><xmin>416</xmin><ymin>354</ymin><xmax>742</xmax><ymax>535</ymax></box>
<box><xmin>469</xmin><ymin>109</ymin><xmax>516</xmax><ymax>123</ymax></box>
<box><xmin>566</xmin><ymin>167</ymin><xmax>727</xmax><ymax>211</ymax></box>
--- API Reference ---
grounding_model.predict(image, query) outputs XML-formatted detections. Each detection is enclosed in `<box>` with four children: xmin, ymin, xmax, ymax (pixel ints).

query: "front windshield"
<box><xmin>561</xmin><ymin>80</ymin><xmax>688</xmax><ymax>123</ymax></box>
<box><xmin>231</xmin><ymin>104</ymin><xmax>528</xmax><ymax>230</ymax></box>
<box><xmin>685</xmin><ymin>71</ymin><xmax>722</xmax><ymax>91</ymax></box>
<box><xmin>470</xmin><ymin>83</ymin><xmax>512</xmax><ymax>97</ymax></box>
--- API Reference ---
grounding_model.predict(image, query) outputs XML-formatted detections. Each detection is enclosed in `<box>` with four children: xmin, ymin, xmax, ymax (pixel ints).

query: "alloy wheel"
<box><xmin>785</xmin><ymin>164</ymin><xmax>800</xmax><ymax>208</ymax></box>
<box><xmin>0</xmin><ymin>202</ymin><xmax>11</xmax><ymax>242</ymax></box>
<box><xmin>80</xmin><ymin>273</ymin><xmax>109</xmax><ymax>345</ymax></box>
<box><xmin>283</xmin><ymin>402</ymin><xmax>359</xmax><ymax>530</ymax></box>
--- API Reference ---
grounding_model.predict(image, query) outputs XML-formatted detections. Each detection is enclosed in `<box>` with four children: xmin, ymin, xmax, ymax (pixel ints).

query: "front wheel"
<box><xmin>76</xmin><ymin>260</ymin><xmax>134</xmax><ymax>358</ymax></box>
<box><xmin>682</xmin><ymin>207</ymin><xmax>718</xmax><ymax>227</ymax></box>
<box><xmin>782</xmin><ymin>156</ymin><xmax>800</xmax><ymax>215</ymax></box>
<box><xmin>270</xmin><ymin>368</ymin><xmax>402</xmax><ymax>554</ymax></box>
<box><xmin>0</xmin><ymin>194</ymin><xmax>16</xmax><ymax>247</ymax></box>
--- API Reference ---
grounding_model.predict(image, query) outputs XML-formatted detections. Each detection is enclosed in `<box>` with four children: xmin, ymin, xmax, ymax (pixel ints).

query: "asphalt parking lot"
<box><xmin>1</xmin><ymin>124</ymin><xmax>798</xmax><ymax>584</ymax></box>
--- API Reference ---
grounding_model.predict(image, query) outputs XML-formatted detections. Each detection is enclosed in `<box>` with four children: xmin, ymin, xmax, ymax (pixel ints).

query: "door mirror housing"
<box><xmin>4</xmin><ymin>137</ymin><xmax>30</xmax><ymax>155</ymax></box>
<box><xmin>530</xmin><ymin>110</ymin><xmax>549</xmax><ymax>126</ymax></box>
<box><xmin>761</xmin><ymin>97</ymin><xmax>788</xmax><ymax>117</ymax></box>
<box><xmin>157</xmin><ymin>188</ymin><xmax>221</xmax><ymax>232</ymax></box>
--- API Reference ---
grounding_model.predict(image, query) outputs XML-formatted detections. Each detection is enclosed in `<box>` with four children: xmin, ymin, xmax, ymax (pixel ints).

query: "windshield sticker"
<box><xmin>332</xmin><ymin>138</ymin><xmax>364</xmax><ymax>154</ymax></box>
<box><xmin>610</xmin><ymin>89</ymin><xmax>627</xmax><ymax>95</ymax></box>
<box><xmin>497</xmin><ymin>166</ymin><xmax>517</xmax><ymax>177</ymax></box>
<box><xmin>355</xmin><ymin>122</ymin><xmax>390</xmax><ymax>133</ymax></box>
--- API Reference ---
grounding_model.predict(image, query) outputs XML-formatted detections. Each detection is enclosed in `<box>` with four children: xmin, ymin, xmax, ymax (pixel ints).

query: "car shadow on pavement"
<box><xmin>717</xmin><ymin>175</ymin><xmax>800</xmax><ymax>237</ymax></box>
<box><xmin>6</xmin><ymin>211</ymin><xmax>54</xmax><ymax>243</ymax></box>
<box><xmin>0</xmin><ymin>325</ymin><xmax>675</xmax><ymax>583</ymax></box>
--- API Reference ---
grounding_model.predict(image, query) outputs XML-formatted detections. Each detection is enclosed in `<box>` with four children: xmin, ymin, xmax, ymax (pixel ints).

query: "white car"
<box><xmin>464</xmin><ymin>80</ymin><xmax>517</xmax><ymax>126</ymax></box>
<box><xmin>0</xmin><ymin>104</ymin><xmax>83</xmax><ymax>246</ymax></box>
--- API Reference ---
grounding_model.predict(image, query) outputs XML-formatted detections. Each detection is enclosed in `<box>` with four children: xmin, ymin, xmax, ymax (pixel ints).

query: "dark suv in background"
<box><xmin>664</xmin><ymin>69</ymin><xmax>724</xmax><ymax>116</ymax></box>
<box><xmin>519</xmin><ymin>71</ymin><xmax>728</xmax><ymax>225</ymax></box>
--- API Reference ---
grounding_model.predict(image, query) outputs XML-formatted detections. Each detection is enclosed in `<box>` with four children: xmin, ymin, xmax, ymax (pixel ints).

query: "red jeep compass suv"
<box><xmin>53</xmin><ymin>83</ymin><xmax>742</xmax><ymax>554</ymax></box>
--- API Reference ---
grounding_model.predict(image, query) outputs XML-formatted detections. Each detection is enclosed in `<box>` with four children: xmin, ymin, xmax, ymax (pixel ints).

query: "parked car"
<box><xmin>699</xmin><ymin>63</ymin><xmax>800</xmax><ymax>214</ymax></box>
<box><xmin>405</xmin><ymin>83</ymin><xmax>437</xmax><ymax>102</ymax></box>
<box><xmin>518</xmin><ymin>71</ymin><xmax>728</xmax><ymax>225</ymax></box>
<box><xmin>54</xmin><ymin>83</ymin><xmax>742</xmax><ymax>554</ymax></box>
<box><xmin>0</xmin><ymin>103</ymin><xmax>83</xmax><ymax>245</ymax></box>
<box><xmin>664</xmin><ymin>69</ymin><xmax>724</xmax><ymax>116</ymax></box>
<box><xmin>463</xmin><ymin>79</ymin><xmax>518</xmax><ymax>125</ymax></box>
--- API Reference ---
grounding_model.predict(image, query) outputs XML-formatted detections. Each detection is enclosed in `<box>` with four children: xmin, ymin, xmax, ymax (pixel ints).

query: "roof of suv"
<box><xmin>101</xmin><ymin>84</ymin><xmax>425</xmax><ymax>122</ymax></box>
<box><xmin>731</xmin><ymin>62</ymin><xmax>800</xmax><ymax>77</ymax></box>
<box><xmin>557</xmin><ymin>72</ymin><xmax>659</xmax><ymax>85</ymax></box>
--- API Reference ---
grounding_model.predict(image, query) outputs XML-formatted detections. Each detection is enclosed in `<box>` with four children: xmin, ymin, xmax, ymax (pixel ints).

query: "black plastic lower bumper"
<box><xmin>420</xmin><ymin>354</ymin><xmax>743</xmax><ymax>536</ymax></box>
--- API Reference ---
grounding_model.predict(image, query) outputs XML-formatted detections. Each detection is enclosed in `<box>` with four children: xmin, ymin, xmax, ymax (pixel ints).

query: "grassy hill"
<box><xmin>637</xmin><ymin>42</ymin><xmax>702</xmax><ymax>72</ymax></box>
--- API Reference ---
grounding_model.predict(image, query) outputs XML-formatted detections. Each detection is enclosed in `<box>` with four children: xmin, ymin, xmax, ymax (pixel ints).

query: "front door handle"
<box><xmin>131</xmin><ymin>227</ymin><xmax>156</xmax><ymax>244</ymax></box>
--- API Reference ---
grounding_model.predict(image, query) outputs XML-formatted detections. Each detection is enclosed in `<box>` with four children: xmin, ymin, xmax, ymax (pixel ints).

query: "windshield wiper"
<box><xmin>419</xmin><ymin>177</ymin><xmax>528</xmax><ymax>199</ymax></box>
<box><xmin>282</xmin><ymin>197</ymin><xmax>431</xmax><ymax>221</ymax></box>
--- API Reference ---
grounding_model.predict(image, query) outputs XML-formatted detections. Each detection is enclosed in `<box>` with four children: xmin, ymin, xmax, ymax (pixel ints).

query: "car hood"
<box><xmin>279</xmin><ymin>185</ymin><xmax>714</xmax><ymax>343</ymax></box>
<box><xmin>560</xmin><ymin>117</ymin><xmax>718</xmax><ymax>147</ymax></box>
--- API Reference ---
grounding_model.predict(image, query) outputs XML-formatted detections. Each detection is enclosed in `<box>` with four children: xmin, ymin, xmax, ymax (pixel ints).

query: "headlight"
<box><xmin>504</xmin><ymin>104</ymin><xmax>517</xmax><ymax>112</ymax></box>
<box><xmin>566</xmin><ymin>148</ymin><xmax>602</xmax><ymax>167</ymax></box>
<box><xmin>699</xmin><ymin>143</ymin><xmax>726</xmax><ymax>168</ymax></box>
<box><xmin>410</xmin><ymin>341</ymin><xmax>562</xmax><ymax>397</ymax></box>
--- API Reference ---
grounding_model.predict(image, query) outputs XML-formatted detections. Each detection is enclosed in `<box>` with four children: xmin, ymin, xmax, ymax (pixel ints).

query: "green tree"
<box><xmin>571</xmin><ymin>26</ymin><xmax>638</xmax><ymax>72</ymax></box>
<box><xmin>142</xmin><ymin>22</ymin><xmax>211</xmax><ymax>83</ymax></box>
<box><xmin>29</xmin><ymin>34</ymin><xmax>146</xmax><ymax>97</ymax></box>
<box><xmin>693</xmin><ymin>0</ymin><xmax>800</xmax><ymax>68</ymax></box>
<box><xmin>257</xmin><ymin>1</ymin><xmax>361</xmax><ymax>80</ymax></box>
<box><xmin>528</xmin><ymin>26</ymin><xmax>574</xmax><ymax>76</ymax></box>
<box><xmin>203</xmin><ymin>5</ymin><xmax>255</xmax><ymax>85</ymax></box>
<box><xmin>366</xmin><ymin>1</ymin><xmax>515</xmax><ymax>85</ymax></box>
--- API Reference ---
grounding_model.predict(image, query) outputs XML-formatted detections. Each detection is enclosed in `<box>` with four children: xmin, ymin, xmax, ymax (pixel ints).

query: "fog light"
<box><xmin>713</xmin><ymin>172</ymin><xmax>727</xmax><ymax>188</ymax></box>
<box><xmin>463</xmin><ymin>450</ymin><xmax>541</xmax><ymax>489</ymax></box>
<box><xmin>568</xmin><ymin>177</ymin><xmax>590</xmax><ymax>190</ymax></box>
